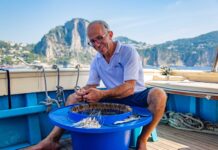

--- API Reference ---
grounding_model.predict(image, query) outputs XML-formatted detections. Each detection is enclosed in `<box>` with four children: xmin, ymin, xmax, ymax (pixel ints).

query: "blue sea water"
<box><xmin>0</xmin><ymin>65</ymin><xmax>212</xmax><ymax>71</ymax></box>
<box><xmin>144</xmin><ymin>65</ymin><xmax>212</xmax><ymax>71</ymax></box>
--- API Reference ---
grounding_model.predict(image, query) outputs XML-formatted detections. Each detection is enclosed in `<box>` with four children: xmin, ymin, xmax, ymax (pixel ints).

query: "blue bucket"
<box><xmin>49</xmin><ymin>104</ymin><xmax>152</xmax><ymax>150</ymax></box>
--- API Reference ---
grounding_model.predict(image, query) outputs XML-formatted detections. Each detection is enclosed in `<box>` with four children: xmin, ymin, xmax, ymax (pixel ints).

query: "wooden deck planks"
<box><xmin>149</xmin><ymin>124</ymin><xmax>218</xmax><ymax>150</ymax></box>
<box><xmin>159</xmin><ymin>125</ymin><xmax>218</xmax><ymax>146</ymax></box>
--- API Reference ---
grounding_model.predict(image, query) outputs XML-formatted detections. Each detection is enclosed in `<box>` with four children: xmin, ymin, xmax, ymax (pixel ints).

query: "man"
<box><xmin>30</xmin><ymin>20</ymin><xmax>167</xmax><ymax>150</ymax></box>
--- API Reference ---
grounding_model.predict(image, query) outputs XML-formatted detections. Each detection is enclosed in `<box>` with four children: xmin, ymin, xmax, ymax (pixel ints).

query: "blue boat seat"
<box><xmin>129</xmin><ymin>127</ymin><xmax>158</xmax><ymax>148</ymax></box>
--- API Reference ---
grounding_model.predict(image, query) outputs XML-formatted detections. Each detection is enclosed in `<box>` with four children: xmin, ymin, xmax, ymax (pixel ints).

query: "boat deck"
<box><xmin>58</xmin><ymin>124</ymin><xmax>218</xmax><ymax>150</ymax></box>
<box><xmin>146</xmin><ymin>124</ymin><xmax>218</xmax><ymax>150</ymax></box>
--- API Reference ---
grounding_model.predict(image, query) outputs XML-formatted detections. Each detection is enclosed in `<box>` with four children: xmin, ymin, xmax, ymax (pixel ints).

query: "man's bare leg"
<box><xmin>27</xmin><ymin>127</ymin><xmax>64</xmax><ymax>150</ymax></box>
<box><xmin>27</xmin><ymin>94</ymin><xmax>78</xmax><ymax>150</ymax></box>
<box><xmin>137</xmin><ymin>88</ymin><xmax>167</xmax><ymax>150</ymax></box>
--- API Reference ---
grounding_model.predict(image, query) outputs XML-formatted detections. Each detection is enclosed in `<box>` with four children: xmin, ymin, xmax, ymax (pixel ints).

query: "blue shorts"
<box><xmin>100</xmin><ymin>88</ymin><xmax>150</xmax><ymax>108</ymax></box>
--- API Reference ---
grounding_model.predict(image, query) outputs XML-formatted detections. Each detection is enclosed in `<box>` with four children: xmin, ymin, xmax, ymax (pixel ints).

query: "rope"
<box><xmin>74</xmin><ymin>64</ymin><xmax>81</xmax><ymax>91</ymax></box>
<box><xmin>52</xmin><ymin>65</ymin><xmax>65</xmax><ymax>105</ymax></box>
<box><xmin>16</xmin><ymin>57</ymin><xmax>62</xmax><ymax>111</ymax></box>
<box><xmin>40</xmin><ymin>67</ymin><xmax>61</xmax><ymax>111</ymax></box>
<box><xmin>161</xmin><ymin>111</ymin><xmax>218</xmax><ymax>135</ymax></box>
<box><xmin>168</xmin><ymin>112</ymin><xmax>204</xmax><ymax>130</ymax></box>
<box><xmin>204</xmin><ymin>121</ymin><xmax>218</xmax><ymax>132</ymax></box>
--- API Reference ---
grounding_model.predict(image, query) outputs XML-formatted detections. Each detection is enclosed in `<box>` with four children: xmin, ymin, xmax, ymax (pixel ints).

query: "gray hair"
<box><xmin>88</xmin><ymin>20</ymin><xmax>110</xmax><ymax>30</ymax></box>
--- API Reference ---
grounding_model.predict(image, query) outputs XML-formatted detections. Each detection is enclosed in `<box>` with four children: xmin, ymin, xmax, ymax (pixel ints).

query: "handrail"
<box><xmin>0</xmin><ymin>68</ymin><xmax>12</xmax><ymax>109</ymax></box>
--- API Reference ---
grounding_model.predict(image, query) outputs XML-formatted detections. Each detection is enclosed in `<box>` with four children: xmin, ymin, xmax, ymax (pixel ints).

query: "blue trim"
<box><xmin>1</xmin><ymin>143</ymin><xmax>30</xmax><ymax>150</ymax></box>
<box><xmin>0</xmin><ymin>90</ymin><xmax>73</xmax><ymax>150</ymax></box>
<box><xmin>0</xmin><ymin>105</ymin><xmax>46</xmax><ymax>119</ymax></box>
<box><xmin>189</xmin><ymin>97</ymin><xmax>197</xmax><ymax>115</ymax></box>
<box><xmin>26</xmin><ymin>93</ymin><xmax>42</xmax><ymax>144</ymax></box>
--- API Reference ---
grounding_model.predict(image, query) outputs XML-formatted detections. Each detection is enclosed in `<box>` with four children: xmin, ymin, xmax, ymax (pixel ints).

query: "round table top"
<box><xmin>49</xmin><ymin>104</ymin><xmax>153</xmax><ymax>133</ymax></box>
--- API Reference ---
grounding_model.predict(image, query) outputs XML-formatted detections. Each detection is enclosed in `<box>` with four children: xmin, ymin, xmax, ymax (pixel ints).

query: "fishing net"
<box><xmin>71</xmin><ymin>103</ymin><xmax>132</xmax><ymax>116</ymax></box>
<box><xmin>69</xmin><ymin>103</ymin><xmax>133</xmax><ymax>128</ymax></box>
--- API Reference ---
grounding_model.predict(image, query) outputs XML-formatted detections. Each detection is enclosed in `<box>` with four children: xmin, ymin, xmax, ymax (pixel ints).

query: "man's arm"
<box><xmin>102</xmin><ymin>80</ymin><xmax>135</xmax><ymax>99</ymax></box>
<box><xmin>82</xmin><ymin>84</ymin><xmax>98</xmax><ymax>90</ymax></box>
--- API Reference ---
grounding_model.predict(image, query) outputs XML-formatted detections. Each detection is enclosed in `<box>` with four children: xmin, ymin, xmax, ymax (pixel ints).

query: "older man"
<box><xmin>30</xmin><ymin>20</ymin><xmax>167</xmax><ymax>150</ymax></box>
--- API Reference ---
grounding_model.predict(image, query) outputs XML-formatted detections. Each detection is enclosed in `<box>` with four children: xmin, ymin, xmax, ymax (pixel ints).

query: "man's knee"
<box><xmin>148</xmin><ymin>87</ymin><xmax>167</xmax><ymax>109</ymax></box>
<box><xmin>66</xmin><ymin>93</ymin><xmax>77</xmax><ymax>106</ymax></box>
<box><xmin>149</xmin><ymin>88</ymin><xmax>167</xmax><ymax>100</ymax></box>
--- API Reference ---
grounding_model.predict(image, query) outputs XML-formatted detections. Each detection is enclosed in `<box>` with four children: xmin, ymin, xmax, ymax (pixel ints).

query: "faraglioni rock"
<box><xmin>34</xmin><ymin>18</ymin><xmax>96</xmax><ymax>65</ymax></box>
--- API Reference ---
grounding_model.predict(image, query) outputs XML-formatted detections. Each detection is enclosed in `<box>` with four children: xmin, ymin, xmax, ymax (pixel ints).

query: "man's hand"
<box><xmin>83</xmin><ymin>88</ymin><xmax>104</xmax><ymax>102</ymax></box>
<box><xmin>75</xmin><ymin>88</ymin><xmax>86</xmax><ymax>101</ymax></box>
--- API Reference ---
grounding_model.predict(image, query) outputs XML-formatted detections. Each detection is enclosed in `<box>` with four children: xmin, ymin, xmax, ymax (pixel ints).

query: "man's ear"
<box><xmin>108</xmin><ymin>31</ymin><xmax>113</xmax><ymax>39</ymax></box>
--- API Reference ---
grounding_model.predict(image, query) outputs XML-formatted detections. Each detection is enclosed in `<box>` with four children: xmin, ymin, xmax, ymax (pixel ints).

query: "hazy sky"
<box><xmin>0</xmin><ymin>0</ymin><xmax>218</xmax><ymax>44</ymax></box>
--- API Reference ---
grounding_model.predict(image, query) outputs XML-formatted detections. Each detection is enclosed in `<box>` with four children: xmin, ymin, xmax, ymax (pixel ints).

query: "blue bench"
<box><xmin>130</xmin><ymin>127</ymin><xmax>158</xmax><ymax>148</ymax></box>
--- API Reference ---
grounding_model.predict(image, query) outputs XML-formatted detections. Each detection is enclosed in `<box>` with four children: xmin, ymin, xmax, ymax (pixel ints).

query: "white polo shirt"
<box><xmin>87</xmin><ymin>41</ymin><xmax>146</xmax><ymax>92</ymax></box>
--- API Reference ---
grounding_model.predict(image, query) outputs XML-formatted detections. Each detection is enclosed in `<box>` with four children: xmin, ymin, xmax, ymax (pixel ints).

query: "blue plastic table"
<box><xmin>49</xmin><ymin>105</ymin><xmax>152</xmax><ymax>150</ymax></box>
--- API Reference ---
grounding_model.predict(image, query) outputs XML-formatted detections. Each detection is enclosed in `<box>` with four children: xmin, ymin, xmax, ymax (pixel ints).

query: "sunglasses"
<box><xmin>88</xmin><ymin>32</ymin><xmax>108</xmax><ymax>47</ymax></box>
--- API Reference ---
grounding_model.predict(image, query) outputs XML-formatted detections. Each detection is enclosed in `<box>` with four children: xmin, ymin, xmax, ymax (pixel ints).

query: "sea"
<box><xmin>0</xmin><ymin>65</ymin><xmax>213</xmax><ymax>71</ymax></box>
<box><xmin>144</xmin><ymin>65</ymin><xmax>212</xmax><ymax>71</ymax></box>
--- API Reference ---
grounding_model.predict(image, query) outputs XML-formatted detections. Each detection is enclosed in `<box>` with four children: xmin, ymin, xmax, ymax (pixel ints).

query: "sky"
<box><xmin>0</xmin><ymin>0</ymin><xmax>218</xmax><ymax>44</ymax></box>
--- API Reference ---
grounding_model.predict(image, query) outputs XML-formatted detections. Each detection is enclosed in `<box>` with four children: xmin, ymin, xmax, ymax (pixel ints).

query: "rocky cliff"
<box><xmin>1</xmin><ymin>18</ymin><xmax>217</xmax><ymax>68</ymax></box>
<box><xmin>137</xmin><ymin>31</ymin><xmax>218</xmax><ymax>67</ymax></box>
<box><xmin>115</xmin><ymin>31</ymin><xmax>218</xmax><ymax>67</ymax></box>
<box><xmin>34</xmin><ymin>18</ymin><xmax>96</xmax><ymax>65</ymax></box>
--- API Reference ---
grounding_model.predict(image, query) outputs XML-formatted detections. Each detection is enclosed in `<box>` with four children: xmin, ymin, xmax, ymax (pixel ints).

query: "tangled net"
<box><xmin>70</xmin><ymin>103</ymin><xmax>133</xmax><ymax>128</ymax></box>
<box><xmin>71</xmin><ymin>103</ymin><xmax>132</xmax><ymax>116</ymax></box>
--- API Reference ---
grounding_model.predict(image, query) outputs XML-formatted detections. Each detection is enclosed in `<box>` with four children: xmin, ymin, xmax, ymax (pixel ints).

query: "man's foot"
<box><xmin>26</xmin><ymin>137</ymin><xmax>60</xmax><ymax>150</ymax></box>
<box><xmin>136</xmin><ymin>137</ymin><xmax>148</xmax><ymax>150</ymax></box>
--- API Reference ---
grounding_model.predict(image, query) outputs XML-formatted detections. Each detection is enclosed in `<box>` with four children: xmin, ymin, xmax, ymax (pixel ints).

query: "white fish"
<box><xmin>114</xmin><ymin>115</ymin><xmax>140</xmax><ymax>125</ymax></box>
<box><xmin>73</xmin><ymin>117</ymin><xmax>101</xmax><ymax>128</ymax></box>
